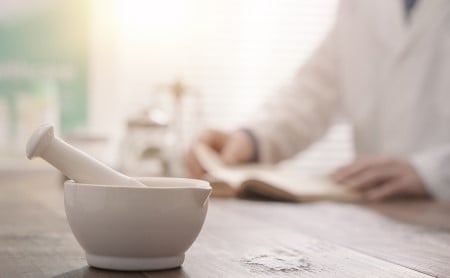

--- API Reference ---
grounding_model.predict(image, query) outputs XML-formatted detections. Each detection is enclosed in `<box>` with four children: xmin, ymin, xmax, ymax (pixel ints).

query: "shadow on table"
<box><xmin>365</xmin><ymin>199</ymin><xmax>450</xmax><ymax>231</ymax></box>
<box><xmin>53</xmin><ymin>266</ymin><xmax>192</xmax><ymax>278</ymax></box>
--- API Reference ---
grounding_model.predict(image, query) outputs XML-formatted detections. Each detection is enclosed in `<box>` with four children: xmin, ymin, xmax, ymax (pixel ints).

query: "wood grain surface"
<box><xmin>0</xmin><ymin>171</ymin><xmax>449</xmax><ymax>277</ymax></box>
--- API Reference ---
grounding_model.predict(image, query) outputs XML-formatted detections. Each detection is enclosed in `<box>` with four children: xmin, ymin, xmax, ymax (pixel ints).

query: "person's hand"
<box><xmin>185</xmin><ymin>129</ymin><xmax>255</xmax><ymax>178</ymax></box>
<box><xmin>329</xmin><ymin>156</ymin><xmax>430</xmax><ymax>201</ymax></box>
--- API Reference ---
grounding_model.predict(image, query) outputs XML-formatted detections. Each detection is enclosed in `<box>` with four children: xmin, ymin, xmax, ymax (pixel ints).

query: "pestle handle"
<box><xmin>26</xmin><ymin>124</ymin><xmax>145</xmax><ymax>187</ymax></box>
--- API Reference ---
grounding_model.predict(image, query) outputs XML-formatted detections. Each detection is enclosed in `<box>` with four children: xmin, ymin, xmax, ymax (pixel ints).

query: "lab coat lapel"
<box><xmin>393</xmin><ymin>0</ymin><xmax>449</xmax><ymax>61</ymax></box>
<box><xmin>367</xmin><ymin>0</ymin><xmax>404</xmax><ymax>54</ymax></box>
<box><xmin>375</xmin><ymin>0</ymin><xmax>450</xmax><ymax>150</ymax></box>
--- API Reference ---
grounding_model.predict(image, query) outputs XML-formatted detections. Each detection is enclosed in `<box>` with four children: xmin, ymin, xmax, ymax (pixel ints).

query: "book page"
<box><xmin>194</xmin><ymin>143</ymin><xmax>361</xmax><ymax>201</ymax></box>
<box><xmin>248</xmin><ymin>170</ymin><xmax>360</xmax><ymax>200</ymax></box>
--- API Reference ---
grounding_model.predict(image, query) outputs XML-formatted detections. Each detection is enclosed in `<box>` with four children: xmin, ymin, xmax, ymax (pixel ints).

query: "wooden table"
<box><xmin>1</xmin><ymin>171</ymin><xmax>450</xmax><ymax>277</ymax></box>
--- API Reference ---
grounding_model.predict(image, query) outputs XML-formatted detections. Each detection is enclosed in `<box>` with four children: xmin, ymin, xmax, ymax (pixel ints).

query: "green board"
<box><xmin>0</xmin><ymin>1</ymin><xmax>89</xmax><ymax>135</ymax></box>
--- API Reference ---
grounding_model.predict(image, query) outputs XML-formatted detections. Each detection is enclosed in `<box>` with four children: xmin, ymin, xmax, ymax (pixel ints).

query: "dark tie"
<box><xmin>404</xmin><ymin>0</ymin><xmax>418</xmax><ymax>19</ymax></box>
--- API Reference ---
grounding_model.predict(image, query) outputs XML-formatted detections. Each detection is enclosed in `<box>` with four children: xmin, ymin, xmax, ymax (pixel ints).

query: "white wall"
<box><xmin>89</xmin><ymin>0</ymin><xmax>352</xmax><ymax>172</ymax></box>
<box><xmin>90</xmin><ymin>0</ymin><xmax>338</xmax><ymax>133</ymax></box>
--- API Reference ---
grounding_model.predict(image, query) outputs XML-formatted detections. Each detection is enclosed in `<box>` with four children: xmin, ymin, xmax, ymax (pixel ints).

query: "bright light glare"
<box><xmin>117</xmin><ymin>0</ymin><xmax>191</xmax><ymax>41</ymax></box>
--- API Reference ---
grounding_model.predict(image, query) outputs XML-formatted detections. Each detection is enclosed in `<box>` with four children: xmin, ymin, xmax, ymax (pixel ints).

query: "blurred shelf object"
<box><xmin>119</xmin><ymin>108</ymin><xmax>169</xmax><ymax>177</ymax></box>
<box><xmin>156</xmin><ymin>79</ymin><xmax>199</xmax><ymax>177</ymax></box>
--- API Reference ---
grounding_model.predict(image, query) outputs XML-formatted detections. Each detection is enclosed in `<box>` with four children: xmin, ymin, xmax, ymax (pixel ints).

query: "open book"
<box><xmin>194</xmin><ymin>143</ymin><xmax>362</xmax><ymax>202</ymax></box>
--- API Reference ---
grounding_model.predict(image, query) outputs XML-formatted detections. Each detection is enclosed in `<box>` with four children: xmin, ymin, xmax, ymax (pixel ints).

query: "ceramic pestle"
<box><xmin>26</xmin><ymin>124</ymin><xmax>146</xmax><ymax>187</ymax></box>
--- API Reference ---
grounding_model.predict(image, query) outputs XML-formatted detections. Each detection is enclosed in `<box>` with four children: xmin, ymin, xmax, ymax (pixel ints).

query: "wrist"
<box><xmin>237</xmin><ymin>128</ymin><xmax>259</xmax><ymax>163</ymax></box>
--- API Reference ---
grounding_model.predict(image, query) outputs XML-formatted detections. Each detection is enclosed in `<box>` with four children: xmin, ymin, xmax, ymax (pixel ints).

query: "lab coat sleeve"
<box><xmin>244</xmin><ymin>10</ymin><xmax>343</xmax><ymax>163</ymax></box>
<box><xmin>411</xmin><ymin>146</ymin><xmax>450</xmax><ymax>201</ymax></box>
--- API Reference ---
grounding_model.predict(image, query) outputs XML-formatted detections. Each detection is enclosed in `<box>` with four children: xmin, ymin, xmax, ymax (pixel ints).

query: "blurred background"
<box><xmin>0</xmin><ymin>0</ymin><xmax>352</xmax><ymax>177</ymax></box>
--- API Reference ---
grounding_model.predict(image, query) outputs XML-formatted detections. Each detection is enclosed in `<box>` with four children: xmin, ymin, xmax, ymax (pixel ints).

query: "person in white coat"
<box><xmin>185</xmin><ymin>0</ymin><xmax>450</xmax><ymax>201</ymax></box>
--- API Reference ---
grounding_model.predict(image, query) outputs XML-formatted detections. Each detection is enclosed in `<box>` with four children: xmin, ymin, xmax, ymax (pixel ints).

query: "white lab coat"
<box><xmin>246</xmin><ymin>0</ymin><xmax>450</xmax><ymax>200</ymax></box>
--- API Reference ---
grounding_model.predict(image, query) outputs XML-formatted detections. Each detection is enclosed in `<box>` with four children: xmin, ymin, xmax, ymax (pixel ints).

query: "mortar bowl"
<box><xmin>64</xmin><ymin>177</ymin><xmax>211</xmax><ymax>271</ymax></box>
